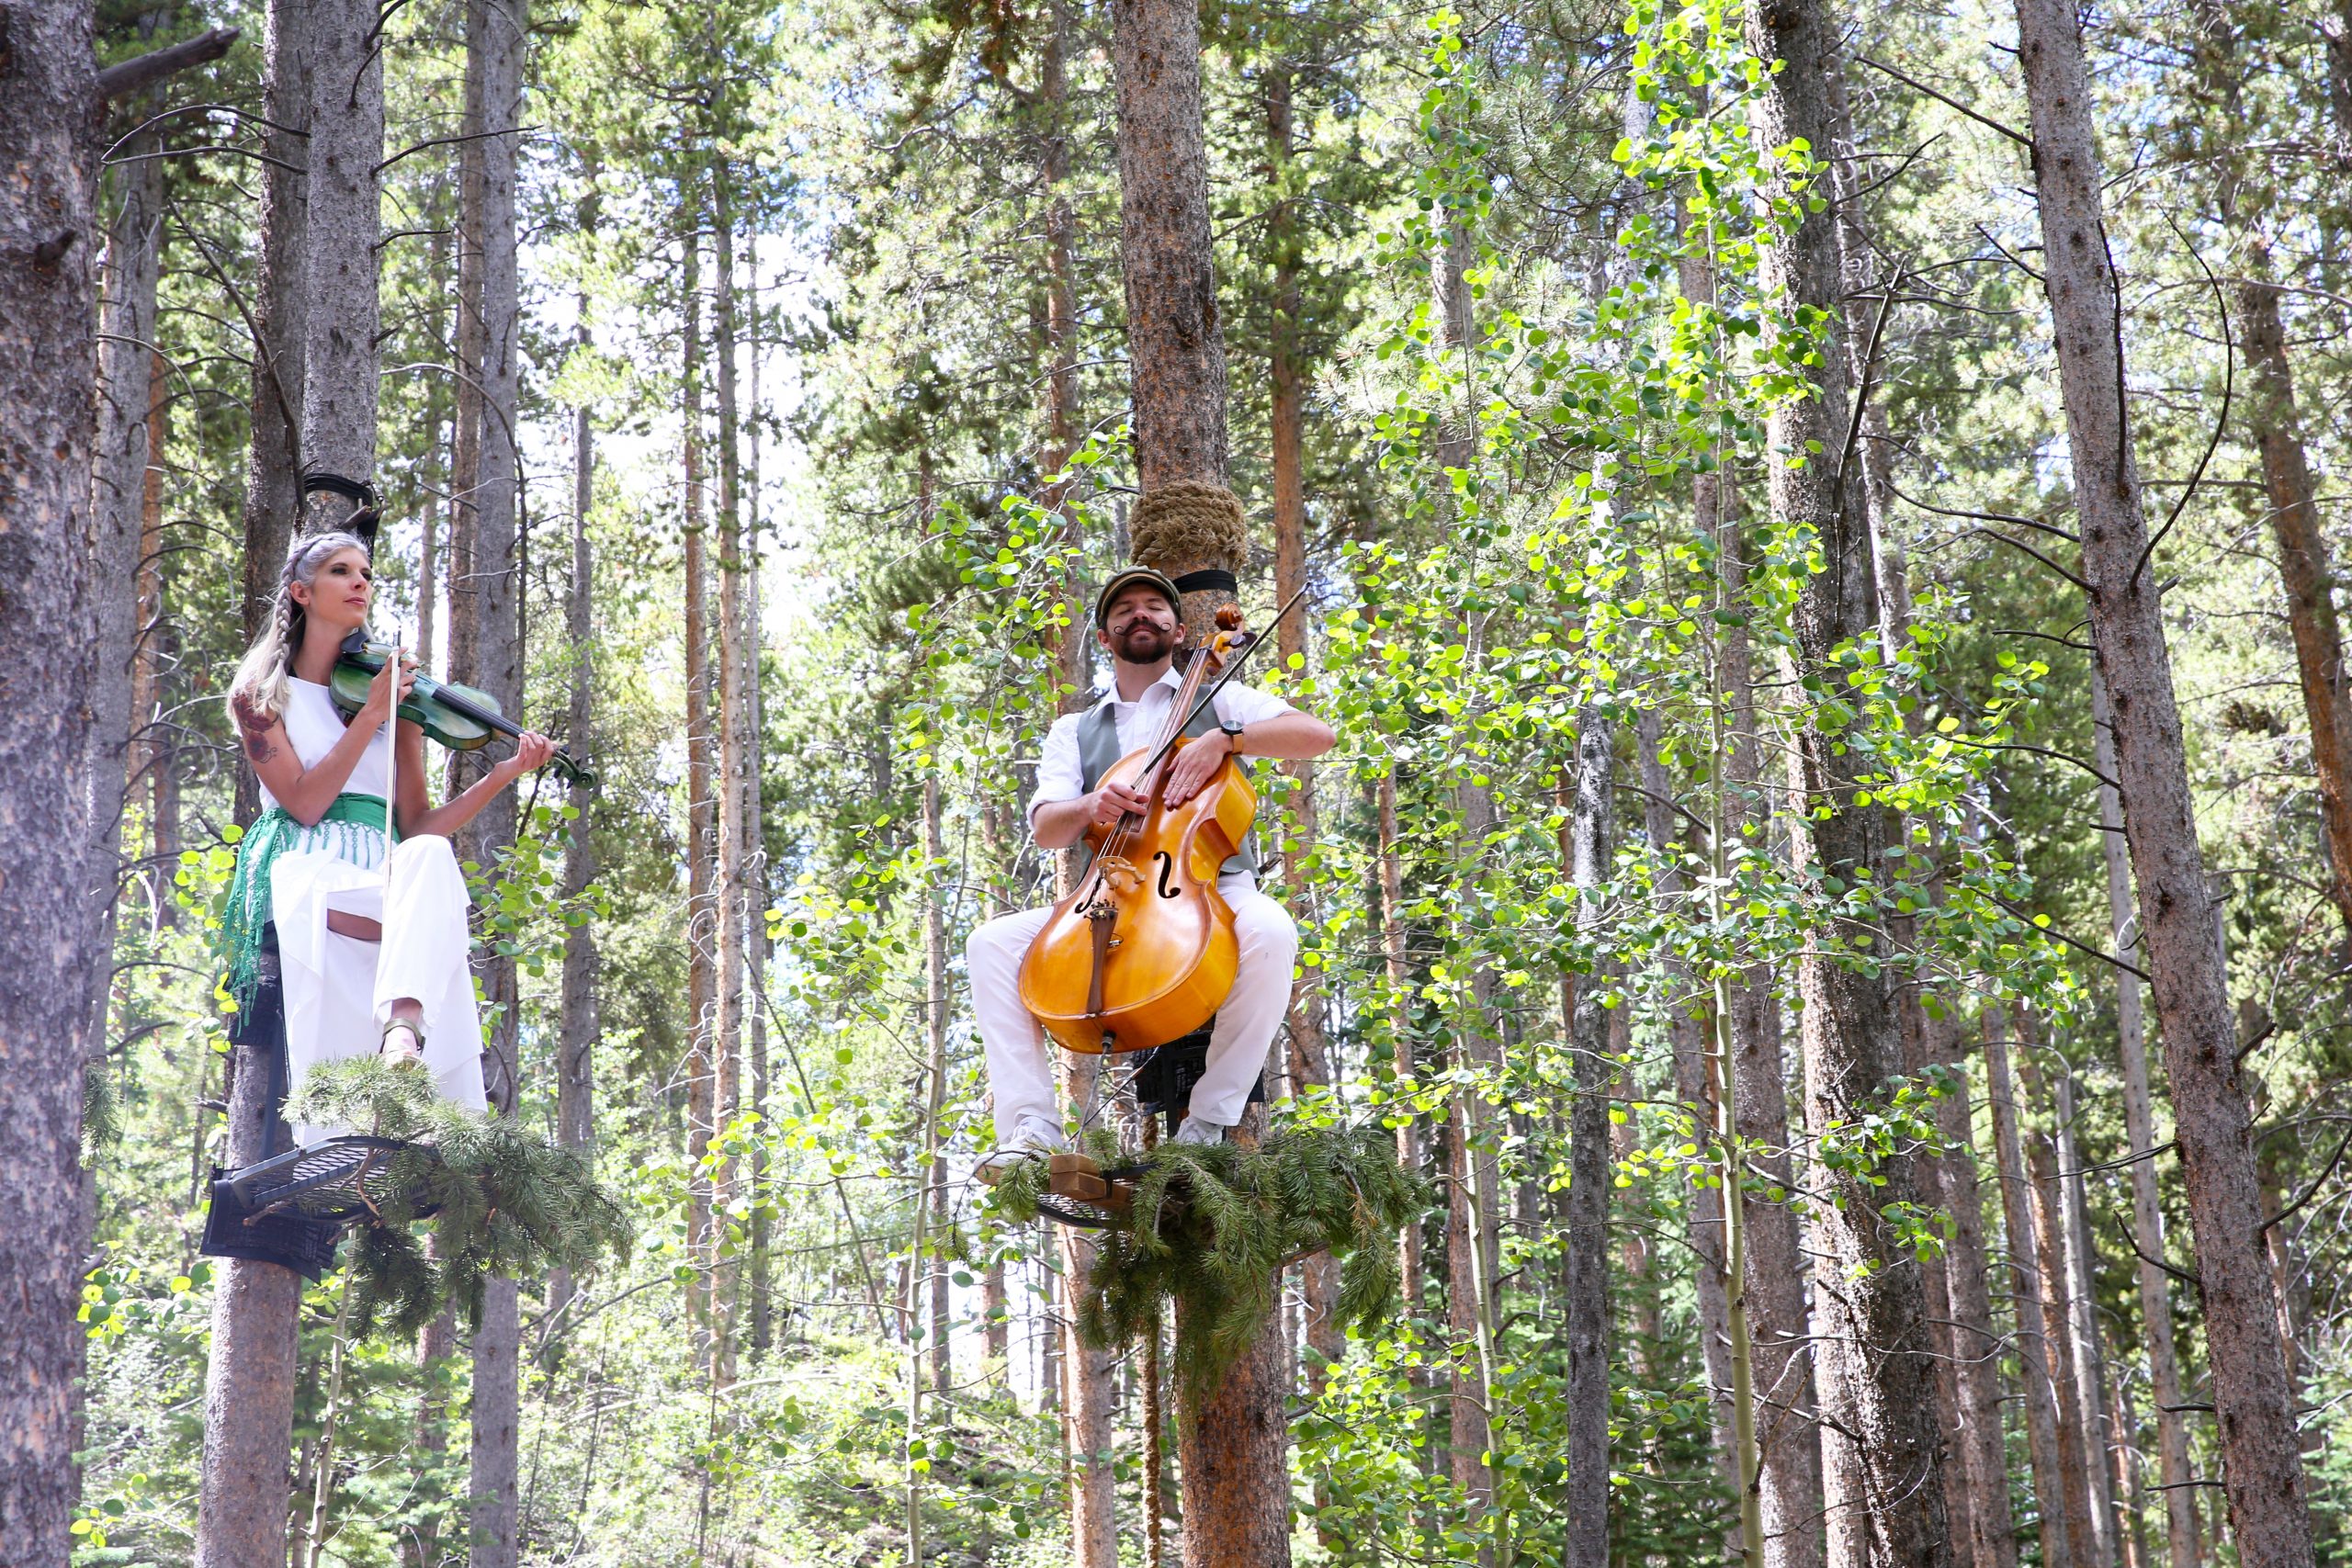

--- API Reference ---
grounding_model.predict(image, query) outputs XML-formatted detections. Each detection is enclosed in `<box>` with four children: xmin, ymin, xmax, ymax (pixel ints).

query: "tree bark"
<box><xmin>1718</xmin><ymin>527</ymin><xmax>1824</xmax><ymax>1568</ymax></box>
<box><xmin>2012</xmin><ymin>1021</ymin><xmax>2103</xmax><ymax>1568</ymax></box>
<box><xmin>548</xmin><ymin>321</ymin><xmax>598</xmax><ymax>1335</ymax></box>
<box><xmin>2054</xmin><ymin>1069</ymin><xmax>2124</xmax><ymax>1561</ymax></box>
<box><xmin>711</xmin><ymin>160</ymin><xmax>748</xmax><ymax>1387</ymax></box>
<box><xmin>922</xmin><ymin>777</ymin><xmax>952</xmax><ymax>1396</ymax></box>
<box><xmin>444</xmin><ymin>6</ymin><xmax>484</xmax><ymax>689</ymax></box>
<box><xmin>1564</xmin><ymin>708</ymin><xmax>1614</xmax><ymax>1568</ymax></box>
<box><xmin>1638</xmin><ymin>707</ymin><xmax>1739</xmax><ymax>1516</ymax></box>
<box><xmin>0</xmin><ymin>6</ymin><xmax>102</xmax><ymax>1555</ymax></box>
<box><xmin>1934</xmin><ymin>1021</ymin><xmax>2020</xmax><ymax>1568</ymax></box>
<box><xmin>235</xmin><ymin>0</ymin><xmax>307</xmax><ymax>668</ymax></box>
<box><xmin>680</xmin><ymin>185</ymin><xmax>718</xmax><ymax>1331</ymax></box>
<box><xmin>1263</xmin><ymin>62</ymin><xmax>1340</xmax><ymax>1394</ymax></box>
<box><xmin>1111</xmin><ymin>0</ymin><xmax>1227</xmax><ymax>489</ymax></box>
<box><xmin>2237</xmin><ymin>270</ymin><xmax>2352</xmax><ymax>933</ymax></box>
<box><xmin>1743</xmin><ymin>0</ymin><xmax>1951</xmax><ymax>1556</ymax></box>
<box><xmin>2012</xmin><ymin>0</ymin><xmax>2317</xmax><ymax>1555</ymax></box>
<box><xmin>1984</xmin><ymin>1009</ymin><xmax>2074</xmax><ymax>1568</ymax></box>
<box><xmin>135</xmin><ymin>346</ymin><xmax>175</xmax><ymax>928</ymax></box>
<box><xmin>2089</xmin><ymin>663</ymin><xmax>2199</xmax><ymax>1567</ymax></box>
<box><xmin>1378</xmin><ymin>773</ymin><xmax>1426</xmax><ymax>1322</ymax></box>
<box><xmin>1058</xmin><ymin>1049</ymin><xmax>1120</xmax><ymax>1568</ymax></box>
<box><xmin>466</xmin><ymin>0</ymin><xmax>528</xmax><ymax>1553</ymax></box>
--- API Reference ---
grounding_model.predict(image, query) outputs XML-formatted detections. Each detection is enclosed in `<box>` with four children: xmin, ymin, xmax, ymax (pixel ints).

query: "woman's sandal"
<box><xmin>379</xmin><ymin>1018</ymin><xmax>427</xmax><ymax>1068</ymax></box>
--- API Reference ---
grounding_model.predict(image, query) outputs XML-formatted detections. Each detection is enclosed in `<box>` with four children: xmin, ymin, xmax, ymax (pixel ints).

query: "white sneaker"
<box><xmin>977</xmin><ymin>1120</ymin><xmax>1068</xmax><ymax>1184</ymax></box>
<box><xmin>1171</xmin><ymin>1116</ymin><xmax>1228</xmax><ymax>1147</ymax></box>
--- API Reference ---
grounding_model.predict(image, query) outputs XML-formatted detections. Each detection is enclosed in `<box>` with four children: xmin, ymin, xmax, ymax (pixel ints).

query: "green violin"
<box><xmin>331</xmin><ymin>630</ymin><xmax>595</xmax><ymax>788</ymax></box>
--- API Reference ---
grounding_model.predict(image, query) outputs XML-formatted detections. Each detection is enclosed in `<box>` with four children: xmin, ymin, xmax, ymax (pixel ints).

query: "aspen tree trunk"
<box><xmin>1264</xmin><ymin>62</ymin><xmax>1340</xmax><ymax>1392</ymax></box>
<box><xmin>549</xmin><ymin>320</ymin><xmax>598</xmax><ymax>1333</ymax></box>
<box><xmin>1038</xmin><ymin>0</ymin><xmax>1089</xmax><ymax>707</ymax></box>
<box><xmin>90</xmin><ymin>116</ymin><xmax>164</xmax><ymax>1043</ymax></box>
<box><xmin>134</xmin><ymin>347</ymin><xmax>174</xmax><ymax>926</ymax></box>
<box><xmin>1058</xmin><ymin>1045</ymin><xmax>1121</xmax><ymax>1568</ymax></box>
<box><xmin>1638</xmin><ymin>708</ymin><xmax>1738</xmax><ymax>1509</ymax></box>
<box><xmin>743</xmin><ymin>250</ymin><xmax>774</xmax><ymax>1360</ymax></box>
<box><xmin>1935</xmin><ymin>1024</ymin><xmax>2021</xmax><ymax>1568</ymax></box>
<box><xmin>2236</xmin><ymin>271</ymin><xmax>2352</xmax><ymax>933</ymax></box>
<box><xmin>923</xmin><ymin>777</ymin><xmax>953</xmax><ymax>1396</ymax></box>
<box><xmin>466</xmin><ymin>0</ymin><xmax>527</xmax><ymax>1553</ymax></box>
<box><xmin>1984</xmin><ymin>1010</ymin><xmax>2074</xmax><ymax>1568</ymax></box>
<box><xmin>712</xmin><ymin>164</ymin><xmax>748</xmax><ymax>1388</ymax></box>
<box><xmin>445</xmin><ymin>9</ymin><xmax>484</xmax><ymax>689</ymax></box>
<box><xmin>2054</xmin><ymin>1073</ymin><xmax>2125</xmax><ymax>1556</ymax></box>
<box><xmin>0</xmin><ymin>7</ymin><xmax>101</xmax><ymax>1554</ymax></box>
<box><xmin>2012</xmin><ymin>1025</ymin><xmax>2103</xmax><ymax>1568</ymax></box>
<box><xmin>1743</xmin><ymin>0</ymin><xmax>1951</xmax><ymax>1555</ymax></box>
<box><xmin>1379</xmin><ymin>773</ymin><xmax>1426</xmax><ymax>1320</ymax></box>
<box><xmin>681</xmin><ymin>187</ymin><xmax>718</xmax><ymax>1331</ymax></box>
<box><xmin>2089</xmin><ymin>665</ymin><xmax>2199</xmax><ymax>1568</ymax></box>
<box><xmin>1450</xmin><ymin>781</ymin><xmax>1499</xmax><ymax>1565</ymax></box>
<box><xmin>2011</xmin><ymin>0</ymin><xmax>2317</xmax><ymax>1554</ymax></box>
<box><xmin>1564</xmin><ymin>709</ymin><xmax>1615</xmax><ymax>1568</ymax></box>
<box><xmin>985</xmin><ymin>1261</ymin><xmax>1011</xmax><ymax>1381</ymax></box>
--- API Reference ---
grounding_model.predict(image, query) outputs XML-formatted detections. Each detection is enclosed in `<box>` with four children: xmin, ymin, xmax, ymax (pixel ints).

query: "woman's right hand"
<box><xmin>364</xmin><ymin>651</ymin><xmax>418</xmax><ymax>723</ymax></box>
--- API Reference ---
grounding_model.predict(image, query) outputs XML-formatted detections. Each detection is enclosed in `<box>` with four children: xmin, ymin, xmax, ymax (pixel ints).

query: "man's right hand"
<box><xmin>1089</xmin><ymin>781</ymin><xmax>1151</xmax><ymax>828</ymax></box>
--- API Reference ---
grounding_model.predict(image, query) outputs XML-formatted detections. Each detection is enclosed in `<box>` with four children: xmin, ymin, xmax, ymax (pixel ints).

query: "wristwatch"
<box><xmin>1220</xmin><ymin>717</ymin><xmax>1247</xmax><ymax>754</ymax></box>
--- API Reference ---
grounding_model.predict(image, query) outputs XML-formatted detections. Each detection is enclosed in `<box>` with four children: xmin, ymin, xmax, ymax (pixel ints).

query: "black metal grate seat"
<box><xmin>219</xmin><ymin>1134</ymin><xmax>445</xmax><ymax>1224</ymax></box>
<box><xmin>1126</xmin><ymin>1024</ymin><xmax>1265</xmax><ymax>1138</ymax></box>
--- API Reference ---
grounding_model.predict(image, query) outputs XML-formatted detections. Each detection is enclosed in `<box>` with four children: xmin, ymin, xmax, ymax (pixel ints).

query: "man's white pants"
<box><xmin>967</xmin><ymin>871</ymin><xmax>1298</xmax><ymax>1144</ymax></box>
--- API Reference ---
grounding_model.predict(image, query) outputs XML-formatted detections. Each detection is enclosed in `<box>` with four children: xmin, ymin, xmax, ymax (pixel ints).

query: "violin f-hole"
<box><xmin>1153</xmin><ymin>851</ymin><xmax>1182</xmax><ymax>900</ymax></box>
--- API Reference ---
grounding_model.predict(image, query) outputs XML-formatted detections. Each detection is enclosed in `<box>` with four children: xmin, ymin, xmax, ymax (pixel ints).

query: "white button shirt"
<box><xmin>1028</xmin><ymin>665</ymin><xmax>1295</xmax><ymax>829</ymax></box>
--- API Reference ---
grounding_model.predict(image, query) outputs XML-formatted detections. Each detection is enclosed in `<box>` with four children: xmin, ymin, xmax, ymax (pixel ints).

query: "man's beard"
<box><xmin>1111</xmin><ymin>623</ymin><xmax>1173</xmax><ymax>664</ymax></box>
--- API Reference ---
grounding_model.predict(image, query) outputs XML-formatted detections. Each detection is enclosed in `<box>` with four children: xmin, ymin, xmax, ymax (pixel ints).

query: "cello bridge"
<box><xmin>1093</xmin><ymin>855</ymin><xmax>1142</xmax><ymax>894</ymax></box>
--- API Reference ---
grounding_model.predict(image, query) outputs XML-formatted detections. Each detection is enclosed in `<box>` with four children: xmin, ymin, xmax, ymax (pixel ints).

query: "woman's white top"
<box><xmin>263</xmin><ymin>675</ymin><xmax>487</xmax><ymax>1137</ymax></box>
<box><xmin>261</xmin><ymin>677</ymin><xmax>392</xmax><ymax>816</ymax></box>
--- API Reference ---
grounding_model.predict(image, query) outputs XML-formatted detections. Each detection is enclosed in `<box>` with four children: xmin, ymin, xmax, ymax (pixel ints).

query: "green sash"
<box><xmin>216</xmin><ymin>793</ymin><xmax>400</xmax><ymax>1010</ymax></box>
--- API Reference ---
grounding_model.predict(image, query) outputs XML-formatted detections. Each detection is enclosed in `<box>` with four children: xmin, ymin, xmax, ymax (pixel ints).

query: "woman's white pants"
<box><xmin>965</xmin><ymin>872</ymin><xmax>1297</xmax><ymax>1145</ymax></box>
<box><xmin>272</xmin><ymin>834</ymin><xmax>489</xmax><ymax>1141</ymax></box>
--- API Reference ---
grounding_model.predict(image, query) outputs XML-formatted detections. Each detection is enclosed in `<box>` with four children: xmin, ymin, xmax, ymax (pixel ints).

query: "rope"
<box><xmin>1130</xmin><ymin>481</ymin><xmax>1247</xmax><ymax>578</ymax></box>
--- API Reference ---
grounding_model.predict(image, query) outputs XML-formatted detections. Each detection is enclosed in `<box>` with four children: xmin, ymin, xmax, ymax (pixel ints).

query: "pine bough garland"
<box><xmin>285</xmin><ymin>1057</ymin><xmax>631</xmax><ymax>1339</ymax></box>
<box><xmin>990</xmin><ymin>1123</ymin><xmax>1430</xmax><ymax>1403</ymax></box>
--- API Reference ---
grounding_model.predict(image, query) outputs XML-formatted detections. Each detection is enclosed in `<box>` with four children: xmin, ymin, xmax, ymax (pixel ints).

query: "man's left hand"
<box><xmin>1162</xmin><ymin>732</ymin><xmax>1234</xmax><ymax>807</ymax></box>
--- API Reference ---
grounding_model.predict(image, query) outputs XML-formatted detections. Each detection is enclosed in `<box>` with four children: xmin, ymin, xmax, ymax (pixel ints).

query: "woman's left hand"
<box><xmin>503</xmin><ymin>732</ymin><xmax>557</xmax><ymax>780</ymax></box>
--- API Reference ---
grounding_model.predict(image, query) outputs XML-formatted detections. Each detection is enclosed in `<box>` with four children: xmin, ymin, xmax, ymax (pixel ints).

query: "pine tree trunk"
<box><xmin>549</xmin><ymin>328</ymin><xmax>598</xmax><ymax>1334</ymax></box>
<box><xmin>1984</xmin><ymin>1010</ymin><xmax>2073</xmax><ymax>1568</ymax></box>
<box><xmin>0</xmin><ymin>8</ymin><xmax>101</xmax><ymax>1554</ymax></box>
<box><xmin>1742</xmin><ymin>1</ymin><xmax>1951</xmax><ymax>1556</ymax></box>
<box><xmin>743</xmin><ymin>287</ymin><xmax>774</xmax><ymax>1359</ymax></box>
<box><xmin>711</xmin><ymin>163</ymin><xmax>748</xmax><ymax>1388</ymax></box>
<box><xmin>985</xmin><ymin>1259</ymin><xmax>1011</xmax><ymax>1380</ymax></box>
<box><xmin>2237</xmin><ymin>271</ymin><xmax>2352</xmax><ymax>931</ymax></box>
<box><xmin>199</xmin><ymin>0</ymin><xmax>387</xmax><ymax>1551</ymax></box>
<box><xmin>466</xmin><ymin>0</ymin><xmax>528</xmax><ymax>1552</ymax></box>
<box><xmin>1564</xmin><ymin>708</ymin><xmax>1614</xmax><ymax>1568</ymax></box>
<box><xmin>1038</xmin><ymin>0</ymin><xmax>1089</xmax><ymax>709</ymax></box>
<box><xmin>1111</xmin><ymin>0</ymin><xmax>1227</xmax><ymax>490</ymax></box>
<box><xmin>1935</xmin><ymin>1026</ymin><xmax>2020</xmax><ymax>1568</ymax></box>
<box><xmin>2011</xmin><ymin>0</ymin><xmax>2317</xmax><ymax>1555</ymax></box>
<box><xmin>2089</xmin><ymin>664</ymin><xmax>2199</xmax><ymax>1568</ymax></box>
<box><xmin>235</xmin><ymin>0</ymin><xmax>307</xmax><ymax>691</ymax></box>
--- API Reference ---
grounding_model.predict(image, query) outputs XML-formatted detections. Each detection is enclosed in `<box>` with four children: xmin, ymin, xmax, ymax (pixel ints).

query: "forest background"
<box><xmin>10</xmin><ymin>0</ymin><xmax>2352</xmax><ymax>1560</ymax></box>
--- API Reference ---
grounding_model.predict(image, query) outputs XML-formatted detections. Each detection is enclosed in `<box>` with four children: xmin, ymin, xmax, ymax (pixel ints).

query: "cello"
<box><xmin>1018</xmin><ymin>598</ymin><xmax>1292</xmax><ymax>1055</ymax></box>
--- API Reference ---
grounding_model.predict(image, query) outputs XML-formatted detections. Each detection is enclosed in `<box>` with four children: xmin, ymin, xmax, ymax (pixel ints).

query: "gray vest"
<box><xmin>1076</xmin><ymin>694</ymin><xmax>1260</xmax><ymax>877</ymax></box>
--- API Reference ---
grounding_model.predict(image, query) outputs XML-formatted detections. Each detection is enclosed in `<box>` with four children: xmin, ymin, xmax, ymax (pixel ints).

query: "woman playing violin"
<box><xmin>219</xmin><ymin>530</ymin><xmax>555</xmax><ymax>1134</ymax></box>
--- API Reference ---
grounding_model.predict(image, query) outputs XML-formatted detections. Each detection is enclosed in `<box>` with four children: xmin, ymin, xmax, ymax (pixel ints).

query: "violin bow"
<box><xmin>1125</xmin><ymin>584</ymin><xmax>1312</xmax><ymax>787</ymax></box>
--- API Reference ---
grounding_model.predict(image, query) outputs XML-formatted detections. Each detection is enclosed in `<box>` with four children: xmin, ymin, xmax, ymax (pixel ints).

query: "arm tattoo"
<box><xmin>232</xmin><ymin>691</ymin><xmax>282</xmax><ymax>766</ymax></box>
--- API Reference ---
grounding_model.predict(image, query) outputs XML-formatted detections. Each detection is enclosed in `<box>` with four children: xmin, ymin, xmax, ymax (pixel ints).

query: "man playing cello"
<box><xmin>968</xmin><ymin>566</ymin><xmax>1336</xmax><ymax>1170</ymax></box>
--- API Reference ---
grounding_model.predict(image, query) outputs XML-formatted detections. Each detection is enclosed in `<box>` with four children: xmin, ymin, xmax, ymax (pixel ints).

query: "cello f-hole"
<box><xmin>1154</xmin><ymin>851</ymin><xmax>1182</xmax><ymax>900</ymax></box>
